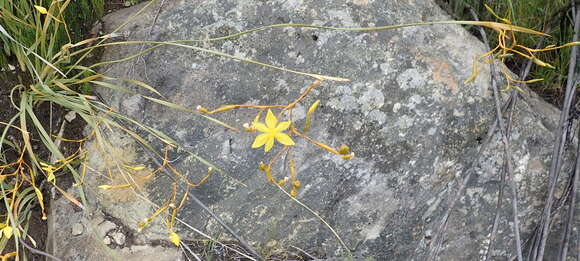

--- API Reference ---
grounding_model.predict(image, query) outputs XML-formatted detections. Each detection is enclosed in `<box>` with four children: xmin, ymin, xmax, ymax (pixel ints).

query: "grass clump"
<box><xmin>436</xmin><ymin>0</ymin><xmax>577</xmax><ymax>103</ymax></box>
<box><xmin>0</xmin><ymin>0</ymin><xmax>107</xmax><ymax>258</ymax></box>
<box><xmin>0</xmin><ymin>0</ymin><xmax>103</xmax><ymax>70</ymax></box>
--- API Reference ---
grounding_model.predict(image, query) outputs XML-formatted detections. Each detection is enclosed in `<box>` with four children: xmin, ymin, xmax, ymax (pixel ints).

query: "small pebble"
<box><xmin>266</xmin><ymin>240</ymin><xmax>277</xmax><ymax>248</ymax></box>
<box><xmin>71</xmin><ymin>223</ymin><xmax>84</xmax><ymax>236</ymax></box>
<box><xmin>111</xmin><ymin>231</ymin><xmax>126</xmax><ymax>245</ymax></box>
<box><xmin>425</xmin><ymin>229</ymin><xmax>432</xmax><ymax>239</ymax></box>
<box><xmin>103</xmin><ymin>236</ymin><xmax>112</xmax><ymax>245</ymax></box>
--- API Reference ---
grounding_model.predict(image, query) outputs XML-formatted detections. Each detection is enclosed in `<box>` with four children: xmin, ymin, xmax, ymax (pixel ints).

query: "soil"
<box><xmin>0</xmin><ymin>71</ymin><xmax>21</xmax><ymax>164</ymax></box>
<box><xmin>0</xmin><ymin>1</ymin><xmax>129</xmax><ymax>260</ymax></box>
<box><xmin>0</xmin><ymin>70</ymin><xmax>90</xmax><ymax>260</ymax></box>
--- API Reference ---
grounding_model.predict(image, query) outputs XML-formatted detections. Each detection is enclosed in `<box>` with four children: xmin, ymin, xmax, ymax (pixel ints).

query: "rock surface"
<box><xmin>48</xmin><ymin>191</ymin><xmax>183</xmax><ymax>261</ymax></box>
<box><xmin>50</xmin><ymin>0</ymin><xmax>576</xmax><ymax>260</ymax></box>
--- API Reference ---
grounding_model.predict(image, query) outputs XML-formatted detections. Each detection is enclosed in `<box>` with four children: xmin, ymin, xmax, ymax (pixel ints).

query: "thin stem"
<box><xmin>534</xmin><ymin>6</ymin><xmax>580</xmax><ymax>260</ymax></box>
<box><xmin>274</xmin><ymin>183</ymin><xmax>351</xmax><ymax>252</ymax></box>
<box><xmin>19</xmin><ymin>238</ymin><xmax>62</xmax><ymax>261</ymax></box>
<box><xmin>558</xmin><ymin>126</ymin><xmax>580</xmax><ymax>260</ymax></box>
<box><xmin>144</xmin><ymin>150</ymin><xmax>265</xmax><ymax>261</ymax></box>
<box><xmin>284</xmin><ymin>80</ymin><xmax>321</xmax><ymax>110</ymax></box>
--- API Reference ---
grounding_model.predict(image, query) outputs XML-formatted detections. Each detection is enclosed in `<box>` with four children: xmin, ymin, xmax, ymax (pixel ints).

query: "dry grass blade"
<box><xmin>558</xmin><ymin>130</ymin><xmax>580</xmax><ymax>260</ymax></box>
<box><xmin>473</xmin><ymin>17</ymin><xmax>524</xmax><ymax>261</ymax></box>
<box><xmin>484</xmin><ymin>108</ymin><xmax>511</xmax><ymax>261</ymax></box>
<box><xmin>471</xmin><ymin>3</ymin><xmax>553</xmax><ymax>258</ymax></box>
<box><xmin>22</xmin><ymin>98</ymin><xmax>87</xmax><ymax>206</ymax></box>
<box><xmin>19</xmin><ymin>238</ymin><xmax>62</xmax><ymax>261</ymax></box>
<box><xmin>81</xmin><ymin>19</ymin><xmax>552</xmax><ymax>85</ymax></box>
<box><xmin>175</xmin><ymin>147</ymin><xmax>247</xmax><ymax>187</ymax></box>
<box><xmin>176</xmin><ymin>220</ymin><xmax>256</xmax><ymax>261</ymax></box>
<box><xmin>180</xmin><ymin>243</ymin><xmax>202</xmax><ymax>261</ymax></box>
<box><xmin>274</xmin><ymin>183</ymin><xmax>351</xmax><ymax>254</ymax></box>
<box><xmin>532</xmin><ymin>6</ymin><xmax>580</xmax><ymax>261</ymax></box>
<box><xmin>142</xmin><ymin>148</ymin><xmax>264</xmax><ymax>261</ymax></box>
<box><xmin>427</xmin><ymin>94</ymin><xmax>512</xmax><ymax>260</ymax></box>
<box><xmin>426</xmin><ymin>11</ymin><xmax>527</xmax><ymax>255</ymax></box>
<box><xmin>162</xmin><ymin>21</ymin><xmax>546</xmax><ymax>44</ymax></box>
<box><xmin>88</xmin><ymin>40</ymin><xmax>350</xmax><ymax>82</ymax></box>
<box><xmin>142</xmin><ymin>96</ymin><xmax>239</xmax><ymax>131</ymax></box>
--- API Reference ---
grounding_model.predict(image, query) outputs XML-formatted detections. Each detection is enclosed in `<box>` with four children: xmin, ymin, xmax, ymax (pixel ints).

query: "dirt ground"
<box><xmin>0</xmin><ymin>71</ymin><xmax>88</xmax><ymax>260</ymax></box>
<box><xmin>0</xmin><ymin>2</ymin><xmax>128</xmax><ymax>259</ymax></box>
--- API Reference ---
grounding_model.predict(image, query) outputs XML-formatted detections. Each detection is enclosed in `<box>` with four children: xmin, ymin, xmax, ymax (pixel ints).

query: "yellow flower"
<box><xmin>251</xmin><ymin>109</ymin><xmax>295</xmax><ymax>152</ymax></box>
<box><xmin>40</xmin><ymin>162</ymin><xmax>56</xmax><ymax>184</ymax></box>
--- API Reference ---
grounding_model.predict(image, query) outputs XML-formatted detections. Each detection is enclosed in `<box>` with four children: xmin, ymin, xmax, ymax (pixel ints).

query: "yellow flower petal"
<box><xmin>275</xmin><ymin>121</ymin><xmax>291</xmax><ymax>131</ymax></box>
<box><xmin>34</xmin><ymin>5</ymin><xmax>48</xmax><ymax>14</ymax></box>
<box><xmin>169</xmin><ymin>232</ymin><xmax>180</xmax><ymax>246</ymax></box>
<box><xmin>252</xmin><ymin>133</ymin><xmax>270</xmax><ymax>148</ymax></box>
<box><xmin>252</xmin><ymin>122</ymin><xmax>269</xmax><ymax>133</ymax></box>
<box><xmin>3</xmin><ymin>226</ymin><xmax>13</xmax><ymax>239</ymax></box>
<box><xmin>265</xmin><ymin>109</ymin><xmax>278</xmax><ymax>129</ymax></box>
<box><xmin>275</xmin><ymin>133</ymin><xmax>295</xmax><ymax>146</ymax></box>
<box><xmin>47</xmin><ymin>171</ymin><xmax>55</xmax><ymax>183</ymax></box>
<box><xmin>264</xmin><ymin>137</ymin><xmax>275</xmax><ymax>152</ymax></box>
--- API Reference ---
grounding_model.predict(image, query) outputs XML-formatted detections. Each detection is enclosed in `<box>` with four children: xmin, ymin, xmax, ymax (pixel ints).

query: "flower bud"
<box><xmin>196</xmin><ymin>105</ymin><xmax>209</xmax><ymax>114</ymax></box>
<box><xmin>338</xmin><ymin>145</ymin><xmax>350</xmax><ymax>155</ymax></box>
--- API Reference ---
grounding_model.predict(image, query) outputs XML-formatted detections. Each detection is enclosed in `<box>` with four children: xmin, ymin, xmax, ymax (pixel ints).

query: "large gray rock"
<box><xmin>64</xmin><ymin>0</ymin><xmax>574</xmax><ymax>260</ymax></box>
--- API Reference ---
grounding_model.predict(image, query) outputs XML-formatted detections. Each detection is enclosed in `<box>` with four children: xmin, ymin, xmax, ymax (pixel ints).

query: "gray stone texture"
<box><xmin>64</xmin><ymin>0</ymin><xmax>576</xmax><ymax>260</ymax></box>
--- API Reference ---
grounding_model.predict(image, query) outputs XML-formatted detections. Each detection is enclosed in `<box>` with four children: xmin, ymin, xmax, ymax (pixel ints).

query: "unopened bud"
<box><xmin>258</xmin><ymin>162</ymin><xmax>268</xmax><ymax>171</ymax></box>
<box><xmin>290</xmin><ymin>188</ymin><xmax>298</xmax><ymax>197</ymax></box>
<box><xmin>338</xmin><ymin>145</ymin><xmax>350</xmax><ymax>155</ymax></box>
<box><xmin>196</xmin><ymin>105</ymin><xmax>209</xmax><ymax>114</ymax></box>
<box><xmin>278</xmin><ymin>177</ymin><xmax>289</xmax><ymax>186</ymax></box>
<box><xmin>292</xmin><ymin>180</ymin><xmax>301</xmax><ymax>189</ymax></box>
<box><xmin>243</xmin><ymin>123</ymin><xmax>256</xmax><ymax>132</ymax></box>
